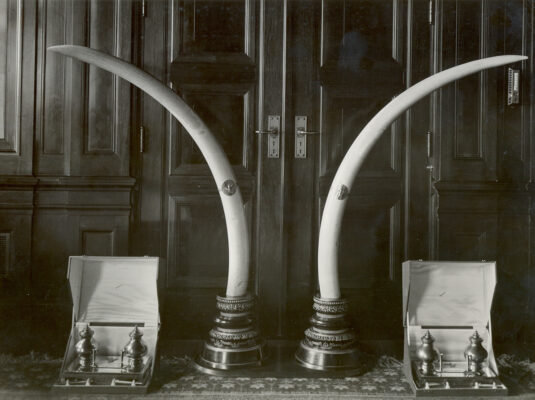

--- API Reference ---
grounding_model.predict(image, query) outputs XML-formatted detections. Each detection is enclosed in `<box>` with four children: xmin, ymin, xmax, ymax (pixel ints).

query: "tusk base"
<box><xmin>194</xmin><ymin>293</ymin><xmax>267</xmax><ymax>373</ymax></box>
<box><xmin>295</xmin><ymin>295</ymin><xmax>365</xmax><ymax>374</ymax></box>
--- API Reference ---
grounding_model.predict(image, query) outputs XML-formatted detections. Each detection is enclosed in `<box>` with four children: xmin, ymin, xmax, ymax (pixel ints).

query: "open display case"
<box><xmin>402</xmin><ymin>261</ymin><xmax>507</xmax><ymax>396</ymax></box>
<box><xmin>54</xmin><ymin>256</ymin><xmax>160</xmax><ymax>393</ymax></box>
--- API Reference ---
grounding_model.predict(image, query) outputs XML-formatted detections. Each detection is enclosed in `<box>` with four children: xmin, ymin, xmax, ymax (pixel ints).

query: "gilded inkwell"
<box><xmin>464</xmin><ymin>331</ymin><xmax>487</xmax><ymax>375</ymax></box>
<box><xmin>121</xmin><ymin>326</ymin><xmax>148</xmax><ymax>373</ymax></box>
<box><xmin>75</xmin><ymin>325</ymin><xmax>97</xmax><ymax>372</ymax></box>
<box><xmin>416</xmin><ymin>330</ymin><xmax>440</xmax><ymax>376</ymax></box>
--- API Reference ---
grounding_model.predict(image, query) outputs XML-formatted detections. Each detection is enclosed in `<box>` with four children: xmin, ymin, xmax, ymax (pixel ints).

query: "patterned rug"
<box><xmin>0</xmin><ymin>353</ymin><xmax>534</xmax><ymax>398</ymax></box>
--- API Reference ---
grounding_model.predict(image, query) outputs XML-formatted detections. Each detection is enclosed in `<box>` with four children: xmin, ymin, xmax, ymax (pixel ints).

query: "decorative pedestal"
<box><xmin>295</xmin><ymin>295</ymin><xmax>363</xmax><ymax>373</ymax></box>
<box><xmin>195</xmin><ymin>293</ymin><xmax>266</xmax><ymax>373</ymax></box>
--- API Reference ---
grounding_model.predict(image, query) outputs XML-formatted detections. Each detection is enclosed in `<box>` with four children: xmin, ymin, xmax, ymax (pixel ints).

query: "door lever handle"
<box><xmin>507</xmin><ymin>68</ymin><xmax>520</xmax><ymax>105</ymax></box>
<box><xmin>257</xmin><ymin>115</ymin><xmax>280</xmax><ymax>158</ymax></box>
<box><xmin>295</xmin><ymin>116</ymin><xmax>318</xmax><ymax>158</ymax></box>
<box><xmin>296</xmin><ymin>129</ymin><xmax>319</xmax><ymax>137</ymax></box>
<box><xmin>255</xmin><ymin>129</ymin><xmax>278</xmax><ymax>135</ymax></box>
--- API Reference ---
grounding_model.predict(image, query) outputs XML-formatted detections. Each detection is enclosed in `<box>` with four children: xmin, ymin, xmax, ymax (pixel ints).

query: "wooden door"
<box><xmin>137</xmin><ymin>0</ymin><xmax>258</xmax><ymax>341</ymax></box>
<box><xmin>0</xmin><ymin>0</ymin><xmax>136</xmax><ymax>354</ymax></box>
<box><xmin>137</xmin><ymin>0</ymin><xmax>411</xmax><ymax>343</ymax></box>
<box><xmin>428</xmin><ymin>0</ymin><xmax>535</xmax><ymax>342</ymax></box>
<box><xmin>284</xmin><ymin>0</ymin><xmax>407</xmax><ymax>342</ymax></box>
<box><xmin>137</xmin><ymin>0</ymin><xmax>535</xmax><ymax>345</ymax></box>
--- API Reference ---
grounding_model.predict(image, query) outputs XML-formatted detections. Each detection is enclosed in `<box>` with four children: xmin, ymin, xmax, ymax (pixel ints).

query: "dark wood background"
<box><xmin>0</xmin><ymin>0</ymin><xmax>533</xmax><ymax>356</ymax></box>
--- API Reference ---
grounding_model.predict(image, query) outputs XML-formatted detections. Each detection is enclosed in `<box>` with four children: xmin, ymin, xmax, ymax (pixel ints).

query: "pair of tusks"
<box><xmin>49</xmin><ymin>46</ymin><xmax>526</xmax><ymax>300</ymax></box>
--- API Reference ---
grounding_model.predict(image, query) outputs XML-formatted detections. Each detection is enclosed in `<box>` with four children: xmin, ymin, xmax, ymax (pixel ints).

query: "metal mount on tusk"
<box><xmin>336</xmin><ymin>185</ymin><xmax>349</xmax><ymax>200</ymax></box>
<box><xmin>295</xmin><ymin>295</ymin><xmax>363</xmax><ymax>373</ymax></box>
<box><xmin>194</xmin><ymin>293</ymin><xmax>266</xmax><ymax>373</ymax></box>
<box><xmin>221</xmin><ymin>180</ymin><xmax>237</xmax><ymax>196</ymax></box>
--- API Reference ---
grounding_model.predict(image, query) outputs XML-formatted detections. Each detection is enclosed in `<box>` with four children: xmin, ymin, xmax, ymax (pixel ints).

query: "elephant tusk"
<box><xmin>318</xmin><ymin>55</ymin><xmax>527</xmax><ymax>299</ymax></box>
<box><xmin>48</xmin><ymin>45</ymin><xmax>250</xmax><ymax>297</ymax></box>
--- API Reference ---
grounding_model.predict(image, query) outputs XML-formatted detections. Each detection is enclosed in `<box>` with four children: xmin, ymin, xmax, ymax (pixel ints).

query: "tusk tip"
<box><xmin>47</xmin><ymin>44</ymin><xmax>71</xmax><ymax>53</ymax></box>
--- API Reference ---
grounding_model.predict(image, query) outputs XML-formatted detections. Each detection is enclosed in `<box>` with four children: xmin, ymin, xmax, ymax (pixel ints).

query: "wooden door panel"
<box><xmin>76</xmin><ymin>0</ymin><xmax>132</xmax><ymax>176</ymax></box>
<box><xmin>36</xmin><ymin>0</ymin><xmax>74</xmax><ymax>175</ymax></box>
<box><xmin>0</xmin><ymin>0</ymin><xmax>22</xmax><ymax>155</ymax></box>
<box><xmin>321</xmin><ymin>94</ymin><xmax>399</xmax><ymax>176</ymax></box>
<box><xmin>36</xmin><ymin>0</ymin><xmax>132</xmax><ymax>176</ymax></box>
<box><xmin>436</xmin><ymin>0</ymin><xmax>500</xmax><ymax>181</ymax></box>
<box><xmin>319</xmin><ymin>0</ymin><xmax>404</xmax><ymax>178</ymax></box>
<box><xmin>316</xmin><ymin>0</ymin><xmax>405</xmax><ymax>342</ymax></box>
<box><xmin>160</xmin><ymin>0</ymin><xmax>257</xmax><ymax>341</ymax></box>
<box><xmin>431</xmin><ymin>0</ymin><xmax>535</xmax><ymax>341</ymax></box>
<box><xmin>439</xmin><ymin>215</ymin><xmax>498</xmax><ymax>261</ymax></box>
<box><xmin>0</xmin><ymin>0</ymin><xmax>35</xmax><ymax>174</ymax></box>
<box><xmin>321</xmin><ymin>0</ymin><xmax>395</xmax><ymax>69</ymax></box>
<box><xmin>170</xmin><ymin>86</ymin><xmax>254</xmax><ymax>172</ymax></box>
<box><xmin>338</xmin><ymin>201</ymin><xmax>401</xmax><ymax>289</ymax></box>
<box><xmin>167</xmin><ymin>196</ymin><xmax>230</xmax><ymax>289</ymax></box>
<box><xmin>178</xmin><ymin>0</ymin><xmax>248</xmax><ymax>55</ymax></box>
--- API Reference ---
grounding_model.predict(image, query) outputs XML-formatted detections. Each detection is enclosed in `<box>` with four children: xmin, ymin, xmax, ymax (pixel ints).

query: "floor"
<box><xmin>1</xmin><ymin>341</ymin><xmax>534</xmax><ymax>399</ymax></box>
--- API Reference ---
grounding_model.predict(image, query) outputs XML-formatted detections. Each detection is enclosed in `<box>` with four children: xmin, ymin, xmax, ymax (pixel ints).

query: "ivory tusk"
<box><xmin>318</xmin><ymin>55</ymin><xmax>528</xmax><ymax>299</ymax></box>
<box><xmin>48</xmin><ymin>45</ymin><xmax>249</xmax><ymax>297</ymax></box>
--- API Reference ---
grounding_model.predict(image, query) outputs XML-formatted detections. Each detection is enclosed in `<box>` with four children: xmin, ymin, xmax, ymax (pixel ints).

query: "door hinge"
<box><xmin>139</xmin><ymin>126</ymin><xmax>145</xmax><ymax>153</ymax></box>
<box><xmin>428</xmin><ymin>0</ymin><xmax>434</xmax><ymax>25</ymax></box>
<box><xmin>141</xmin><ymin>0</ymin><xmax>147</xmax><ymax>17</ymax></box>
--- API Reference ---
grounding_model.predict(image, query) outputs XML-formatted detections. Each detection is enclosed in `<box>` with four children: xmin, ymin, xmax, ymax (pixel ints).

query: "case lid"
<box><xmin>68</xmin><ymin>256</ymin><xmax>159</xmax><ymax>326</ymax></box>
<box><xmin>402</xmin><ymin>261</ymin><xmax>496</xmax><ymax>327</ymax></box>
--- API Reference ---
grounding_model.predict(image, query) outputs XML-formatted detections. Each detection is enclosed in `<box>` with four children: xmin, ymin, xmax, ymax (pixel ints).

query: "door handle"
<box><xmin>507</xmin><ymin>68</ymin><xmax>520</xmax><ymax>105</ymax></box>
<box><xmin>295</xmin><ymin>116</ymin><xmax>318</xmax><ymax>158</ymax></box>
<box><xmin>296</xmin><ymin>129</ymin><xmax>319</xmax><ymax>137</ymax></box>
<box><xmin>256</xmin><ymin>115</ymin><xmax>280</xmax><ymax>158</ymax></box>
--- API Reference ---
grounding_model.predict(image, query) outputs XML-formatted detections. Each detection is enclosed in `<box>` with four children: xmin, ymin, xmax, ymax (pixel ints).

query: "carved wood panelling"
<box><xmin>170</xmin><ymin>87</ymin><xmax>254</xmax><ymax>173</ymax></box>
<box><xmin>0</xmin><ymin>0</ymin><xmax>34</xmax><ymax>175</ymax></box>
<box><xmin>178</xmin><ymin>0</ymin><xmax>249</xmax><ymax>56</ymax></box>
<box><xmin>320</xmin><ymin>92</ymin><xmax>400</xmax><ymax>176</ymax></box>
<box><xmin>436</xmin><ymin>0</ymin><xmax>498</xmax><ymax>181</ymax></box>
<box><xmin>0</xmin><ymin>0</ymin><xmax>22</xmax><ymax>154</ymax></box>
<box><xmin>338</xmin><ymin>200</ymin><xmax>401</xmax><ymax>289</ymax></box>
<box><xmin>0</xmin><ymin>233</ymin><xmax>10</xmax><ymax>276</ymax></box>
<box><xmin>435</xmin><ymin>188</ymin><xmax>520</xmax><ymax>333</ymax></box>
<box><xmin>164</xmin><ymin>0</ymin><xmax>256</xmax><ymax>300</ymax></box>
<box><xmin>169</xmin><ymin>0</ymin><xmax>256</xmax><ymax>175</ymax></box>
<box><xmin>319</xmin><ymin>0</ymin><xmax>404</xmax><ymax>178</ymax></box>
<box><xmin>166</xmin><ymin>194</ymin><xmax>252</xmax><ymax>290</ymax></box>
<box><xmin>36</xmin><ymin>0</ymin><xmax>132</xmax><ymax>176</ymax></box>
<box><xmin>30</xmin><ymin>177</ymin><xmax>133</xmax><ymax>302</ymax></box>
<box><xmin>76</xmin><ymin>0</ymin><xmax>132</xmax><ymax>176</ymax></box>
<box><xmin>167</xmin><ymin>196</ymin><xmax>230</xmax><ymax>289</ymax></box>
<box><xmin>315</xmin><ymin>0</ymin><xmax>405</xmax><ymax>341</ymax></box>
<box><xmin>80</xmin><ymin>214</ymin><xmax>124</xmax><ymax>257</ymax></box>
<box><xmin>35</xmin><ymin>0</ymin><xmax>70</xmax><ymax>174</ymax></box>
<box><xmin>81</xmin><ymin>231</ymin><xmax>112</xmax><ymax>256</ymax></box>
<box><xmin>0</xmin><ymin>203</ymin><xmax>33</xmax><ymax>298</ymax></box>
<box><xmin>430</xmin><ymin>0</ymin><xmax>534</xmax><ymax>341</ymax></box>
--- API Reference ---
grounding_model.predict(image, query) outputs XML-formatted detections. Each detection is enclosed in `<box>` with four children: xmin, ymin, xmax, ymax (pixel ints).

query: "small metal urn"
<box><xmin>416</xmin><ymin>330</ymin><xmax>439</xmax><ymax>376</ymax></box>
<box><xmin>75</xmin><ymin>325</ymin><xmax>97</xmax><ymax>372</ymax></box>
<box><xmin>121</xmin><ymin>326</ymin><xmax>148</xmax><ymax>373</ymax></box>
<box><xmin>464</xmin><ymin>331</ymin><xmax>487</xmax><ymax>374</ymax></box>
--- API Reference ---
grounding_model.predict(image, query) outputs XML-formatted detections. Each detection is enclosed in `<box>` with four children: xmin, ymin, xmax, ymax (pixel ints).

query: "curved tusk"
<box><xmin>318</xmin><ymin>55</ymin><xmax>528</xmax><ymax>299</ymax></box>
<box><xmin>48</xmin><ymin>45</ymin><xmax>249</xmax><ymax>297</ymax></box>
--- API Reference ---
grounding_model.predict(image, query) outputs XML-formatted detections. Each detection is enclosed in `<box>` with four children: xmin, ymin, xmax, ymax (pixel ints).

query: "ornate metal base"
<box><xmin>194</xmin><ymin>293</ymin><xmax>267</xmax><ymax>373</ymax></box>
<box><xmin>295</xmin><ymin>295</ymin><xmax>364</xmax><ymax>374</ymax></box>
